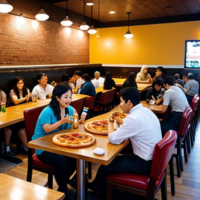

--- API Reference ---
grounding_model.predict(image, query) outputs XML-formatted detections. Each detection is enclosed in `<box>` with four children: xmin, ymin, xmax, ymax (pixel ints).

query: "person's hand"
<box><xmin>60</xmin><ymin>117</ymin><xmax>73</xmax><ymax>125</ymax></box>
<box><xmin>79</xmin><ymin>114</ymin><xmax>86</xmax><ymax>124</ymax></box>
<box><xmin>25</xmin><ymin>95</ymin><xmax>29</xmax><ymax>102</ymax></box>
<box><xmin>114</xmin><ymin>116</ymin><xmax>123</xmax><ymax>125</ymax></box>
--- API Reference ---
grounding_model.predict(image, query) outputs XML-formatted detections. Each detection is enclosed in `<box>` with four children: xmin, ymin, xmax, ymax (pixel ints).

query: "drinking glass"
<box><xmin>32</xmin><ymin>94</ymin><xmax>38</xmax><ymax>102</ymax></box>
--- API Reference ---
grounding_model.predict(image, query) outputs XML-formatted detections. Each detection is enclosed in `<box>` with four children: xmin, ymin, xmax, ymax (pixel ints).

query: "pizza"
<box><xmin>52</xmin><ymin>132</ymin><xmax>95</xmax><ymax>148</ymax></box>
<box><xmin>84</xmin><ymin>120</ymin><xmax>108</xmax><ymax>135</ymax></box>
<box><xmin>109</xmin><ymin>111</ymin><xmax>127</xmax><ymax>122</ymax></box>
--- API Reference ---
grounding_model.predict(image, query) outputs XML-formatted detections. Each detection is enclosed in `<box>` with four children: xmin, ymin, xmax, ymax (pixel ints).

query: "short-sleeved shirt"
<box><xmin>163</xmin><ymin>86</ymin><xmax>188</xmax><ymax>112</ymax></box>
<box><xmin>32</xmin><ymin>84</ymin><xmax>54</xmax><ymax>100</ymax></box>
<box><xmin>0</xmin><ymin>90</ymin><xmax>6</xmax><ymax>104</ymax></box>
<box><xmin>92</xmin><ymin>77</ymin><xmax>105</xmax><ymax>88</ymax></box>
<box><xmin>184</xmin><ymin>79</ymin><xmax>199</xmax><ymax>97</ymax></box>
<box><xmin>80</xmin><ymin>81</ymin><xmax>96</xmax><ymax>96</ymax></box>
<box><xmin>76</xmin><ymin>78</ymin><xmax>84</xmax><ymax>88</ymax></box>
<box><xmin>32</xmin><ymin>105</ymin><xmax>74</xmax><ymax>155</ymax></box>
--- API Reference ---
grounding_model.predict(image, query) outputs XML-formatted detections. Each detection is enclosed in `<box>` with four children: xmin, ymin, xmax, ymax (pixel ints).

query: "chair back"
<box><xmin>99</xmin><ymin>88</ymin><xmax>116</xmax><ymax>105</ymax></box>
<box><xmin>150</xmin><ymin>130</ymin><xmax>177</xmax><ymax>181</ymax></box>
<box><xmin>71</xmin><ymin>98</ymin><xmax>85</xmax><ymax>115</ymax></box>
<box><xmin>24</xmin><ymin>106</ymin><xmax>46</xmax><ymax>142</ymax></box>
<box><xmin>84</xmin><ymin>96</ymin><xmax>96</xmax><ymax>109</ymax></box>
<box><xmin>190</xmin><ymin>94</ymin><xmax>200</xmax><ymax>112</ymax></box>
<box><xmin>178</xmin><ymin>106</ymin><xmax>193</xmax><ymax>137</ymax></box>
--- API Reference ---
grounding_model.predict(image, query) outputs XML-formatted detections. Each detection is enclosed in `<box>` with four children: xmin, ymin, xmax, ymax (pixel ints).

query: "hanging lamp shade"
<box><xmin>61</xmin><ymin>16</ymin><xmax>73</xmax><ymax>26</ymax></box>
<box><xmin>88</xmin><ymin>25</ymin><xmax>97</xmax><ymax>34</ymax></box>
<box><xmin>124</xmin><ymin>12</ymin><xmax>133</xmax><ymax>39</ymax></box>
<box><xmin>80</xmin><ymin>0</ymin><xmax>89</xmax><ymax>30</ymax></box>
<box><xmin>87</xmin><ymin>4</ymin><xmax>96</xmax><ymax>34</ymax></box>
<box><xmin>80</xmin><ymin>21</ymin><xmax>89</xmax><ymax>30</ymax></box>
<box><xmin>0</xmin><ymin>0</ymin><xmax>13</xmax><ymax>13</ymax></box>
<box><xmin>61</xmin><ymin>0</ymin><xmax>73</xmax><ymax>26</ymax></box>
<box><xmin>35</xmin><ymin>1</ymin><xmax>49</xmax><ymax>21</ymax></box>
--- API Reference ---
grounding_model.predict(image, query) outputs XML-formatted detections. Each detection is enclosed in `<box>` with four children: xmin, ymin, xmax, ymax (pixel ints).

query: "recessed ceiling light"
<box><xmin>109</xmin><ymin>11</ymin><xmax>115</xmax><ymax>14</ymax></box>
<box><xmin>86</xmin><ymin>3</ymin><xmax>93</xmax><ymax>6</ymax></box>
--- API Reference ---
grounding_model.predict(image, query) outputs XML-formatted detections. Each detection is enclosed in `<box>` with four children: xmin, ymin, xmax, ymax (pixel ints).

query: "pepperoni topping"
<box><xmin>72</xmin><ymin>133</ymin><xmax>79</xmax><ymax>137</ymax></box>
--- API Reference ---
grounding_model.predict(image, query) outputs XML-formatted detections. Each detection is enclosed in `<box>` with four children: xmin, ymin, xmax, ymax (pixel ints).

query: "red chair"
<box><xmin>189</xmin><ymin>94</ymin><xmax>200</xmax><ymax>147</ymax></box>
<box><xmin>174</xmin><ymin>105</ymin><xmax>193</xmax><ymax>177</ymax></box>
<box><xmin>106</xmin><ymin>130</ymin><xmax>177</xmax><ymax>200</ymax></box>
<box><xmin>71</xmin><ymin>98</ymin><xmax>85</xmax><ymax>116</ymax></box>
<box><xmin>93</xmin><ymin>88</ymin><xmax>116</xmax><ymax>114</ymax></box>
<box><xmin>84</xmin><ymin>96</ymin><xmax>96</xmax><ymax>119</ymax></box>
<box><xmin>24</xmin><ymin>106</ymin><xmax>55</xmax><ymax>189</ymax></box>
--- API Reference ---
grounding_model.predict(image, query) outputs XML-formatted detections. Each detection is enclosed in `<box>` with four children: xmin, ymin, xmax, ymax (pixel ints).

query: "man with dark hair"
<box><xmin>151</xmin><ymin>66</ymin><xmax>165</xmax><ymax>82</ymax></box>
<box><xmin>73</xmin><ymin>70</ymin><xmax>84</xmax><ymax>93</ymax></box>
<box><xmin>79</xmin><ymin>73</ymin><xmax>96</xmax><ymax>96</ymax></box>
<box><xmin>32</xmin><ymin>72</ymin><xmax>54</xmax><ymax>99</ymax></box>
<box><xmin>88</xmin><ymin>87</ymin><xmax>162</xmax><ymax>197</ymax></box>
<box><xmin>184</xmin><ymin>73</ymin><xmax>199</xmax><ymax>101</ymax></box>
<box><xmin>160</xmin><ymin>76</ymin><xmax>188</xmax><ymax>136</ymax></box>
<box><xmin>174</xmin><ymin>73</ymin><xmax>184</xmax><ymax>87</ymax></box>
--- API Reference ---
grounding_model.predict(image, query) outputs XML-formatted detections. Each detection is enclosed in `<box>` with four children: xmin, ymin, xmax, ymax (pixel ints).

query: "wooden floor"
<box><xmin>3</xmin><ymin>112</ymin><xmax>200</xmax><ymax>200</ymax></box>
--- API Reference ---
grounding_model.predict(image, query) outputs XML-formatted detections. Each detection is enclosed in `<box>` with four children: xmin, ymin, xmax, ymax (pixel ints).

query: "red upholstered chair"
<box><xmin>174</xmin><ymin>105</ymin><xmax>193</xmax><ymax>177</ymax></box>
<box><xmin>84</xmin><ymin>96</ymin><xmax>96</xmax><ymax>119</ymax></box>
<box><xmin>24</xmin><ymin>106</ymin><xmax>55</xmax><ymax>189</ymax></box>
<box><xmin>70</xmin><ymin>98</ymin><xmax>85</xmax><ymax>116</ymax></box>
<box><xmin>106</xmin><ymin>130</ymin><xmax>177</xmax><ymax>200</ymax></box>
<box><xmin>189</xmin><ymin>95</ymin><xmax>200</xmax><ymax>147</ymax></box>
<box><xmin>93</xmin><ymin>88</ymin><xmax>116</xmax><ymax>114</ymax></box>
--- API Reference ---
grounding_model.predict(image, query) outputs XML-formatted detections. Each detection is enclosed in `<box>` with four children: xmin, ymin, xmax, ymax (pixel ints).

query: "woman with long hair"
<box><xmin>103</xmin><ymin>71</ymin><xmax>116</xmax><ymax>90</ymax></box>
<box><xmin>32</xmin><ymin>83</ymin><xmax>85</xmax><ymax>199</ymax></box>
<box><xmin>122</xmin><ymin>72</ymin><xmax>137</xmax><ymax>89</ymax></box>
<box><xmin>10</xmin><ymin>76</ymin><xmax>30</xmax><ymax>105</ymax></box>
<box><xmin>136</xmin><ymin>65</ymin><xmax>151</xmax><ymax>82</ymax></box>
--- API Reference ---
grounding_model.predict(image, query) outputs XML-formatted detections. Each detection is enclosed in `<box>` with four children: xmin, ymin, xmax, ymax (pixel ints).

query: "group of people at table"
<box><xmin>0</xmin><ymin>66</ymin><xmax>199</xmax><ymax>200</ymax></box>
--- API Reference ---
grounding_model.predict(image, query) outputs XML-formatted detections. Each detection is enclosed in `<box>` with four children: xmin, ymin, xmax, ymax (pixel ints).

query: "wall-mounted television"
<box><xmin>185</xmin><ymin>40</ymin><xmax>200</xmax><ymax>68</ymax></box>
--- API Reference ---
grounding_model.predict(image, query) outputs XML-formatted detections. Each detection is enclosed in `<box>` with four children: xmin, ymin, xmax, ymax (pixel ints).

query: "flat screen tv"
<box><xmin>185</xmin><ymin>40</ymin><xmax>200</xmax><ymax>68</ymax></box>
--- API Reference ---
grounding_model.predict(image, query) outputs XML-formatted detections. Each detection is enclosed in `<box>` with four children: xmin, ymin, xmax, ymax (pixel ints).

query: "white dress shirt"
<box><xmin>32</xmin><ymin>84</ymin><xmax>54</xmax><ymax>100</ymax></box>
<box><xmin>76</xmin><ymin>77</ymin><xmax>84</xmax><ymax>88</ymax></box>
<box><xmin>92</xmin><ymin>77</ymin><xmax>105</xmax><ymax>88</ymax></box>
<box><xmin>109</xmin><ymin>103</ymin><xmax>162</xmax><ymax>161</ymax></box>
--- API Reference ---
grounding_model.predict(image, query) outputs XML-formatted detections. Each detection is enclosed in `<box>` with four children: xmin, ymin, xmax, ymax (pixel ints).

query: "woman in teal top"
<box><xmin>32</xmin><ymin>83</ymin><xmax>85</xmax><ymax>199</ymax></box>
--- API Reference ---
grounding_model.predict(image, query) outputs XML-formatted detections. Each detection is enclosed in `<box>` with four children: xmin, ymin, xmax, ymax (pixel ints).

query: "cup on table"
<box><xmin>32</xmin><ymin>94</ymin><xmax>38</xmax><ymax>102</ymax></box>
<box><xmin>1</xmin><ymin>102</ymin><xmax>6</xmax><ymax>112</ymax></box>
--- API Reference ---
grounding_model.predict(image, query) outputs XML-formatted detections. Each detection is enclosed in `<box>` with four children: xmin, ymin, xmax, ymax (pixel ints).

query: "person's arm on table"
<box><xmin>108</xmin><ymin>117</ymin><xmax>136</xmax><ymax>145</ymax></box>
<box><xmin>155</xmin><ymin>97</ymin><xmax>163</xmax><ymax>105</ymax></box>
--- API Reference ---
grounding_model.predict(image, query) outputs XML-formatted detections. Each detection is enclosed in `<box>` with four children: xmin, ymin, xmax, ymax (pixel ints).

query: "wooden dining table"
<box><xmin>0</xmin><ymin>174</ymin><xmax>65</xmax><ymax>200</ymax></box>
<box><xmin>28</xmin><ymin>106</ymin><xmax>129</xmax><ymax>200</ymax></box>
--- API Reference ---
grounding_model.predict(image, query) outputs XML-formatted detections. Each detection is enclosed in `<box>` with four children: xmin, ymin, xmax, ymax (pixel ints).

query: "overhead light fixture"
<box><xmin>86</xmin><ymin>2</ymin><xmax>93</xmax><ymax>6</ymax></box>
<box><xmin>61</xmin><ymin>0</ymin><xmax>73</xmax><ymax>26</ymax></box>
<box><xmin>87</xmin><ymin>4</ymin><xmax>97</xmax><ymax>34</ymax></box>
<box><xmin>109</xmin><ymin>11</ymin><xmax>115</xmax><ymax>14</ymax></box>
<box><xmin>35</xmin><ymin>1</ymin><xmax>49</xmax><ymax>21</ymax></box>
<box><xmin>0</xmin><ymin>0</ymin><xmax>13</xmax><ymax>13</ymax></box>
<box><xmin>124</xmin><ymin>12</ymin><xmax>133</xmax><ymax>39</ymax></box>
<box><xmin>80</xmin><ymin>0</ymin><xmax>89</xmax><ymax>30</ymax></box>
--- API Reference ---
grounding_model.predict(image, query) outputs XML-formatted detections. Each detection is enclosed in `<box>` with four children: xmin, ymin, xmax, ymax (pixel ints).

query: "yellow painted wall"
<box><xmin>89</xmin><ymin>21</ymin><xmax>200</xmax><ymax>65</ymax></box>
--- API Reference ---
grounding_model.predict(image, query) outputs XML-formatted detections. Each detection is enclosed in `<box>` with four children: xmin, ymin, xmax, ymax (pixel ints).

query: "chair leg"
<box><xmin>177</xmin><ymin>137</ymin><xmax>183</xmax><ymax>172</ymax></box>
<box><xmin>88</xmin><ymin>162</ymin><xmax>92</xmax><ymax>179</ymax></box>
<box><xmin>106</xmin><ymin>183</ymin><xmax>112</xmax><ymax>200</ymax></box>
<box><xmin>186</xmin><ymin>131</ymin><xmax>191</xmax><ymax>154</ymax></box>
<box><xmin>161</xmin><ymin>174</ymin><xmax>167</xmax><ymax>200</ymax></box>
<box><xmin>183</xmin><ymin>139</ymin><xmax>188</xmax><ymax>163</ymax></box>
<box><xmin>48</xmin><ymin>174</ymin><xmax>53</xmax><ymax>189</ymax></box>
<box><xmin>176</xmin><ymin>155</ymin><xmax>181</xmax><ymax>178</ymax></box>
<box><xmin>169</xmin><ymin>157</ymin><xmax>175</xmax><ymax>196</ymax></box>
<box><xmin>27</xmin><ymin>148</ymin><xmax>33</xmax><ymax>182</ymax></box>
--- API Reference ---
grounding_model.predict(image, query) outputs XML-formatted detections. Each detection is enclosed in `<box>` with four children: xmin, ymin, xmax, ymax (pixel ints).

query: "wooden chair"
<box><xmin>93</xmin><ymin>88</ymin><xmax>116</xmax><ymax>114</ymax></box>
<box><xmin>24</xmin><ymin>106</ymin><xmax>55</xmax><ymax>189</ymax></box>
<box><xmin>174</xmin><ymin>106</ymin><xmax>193</xmax><ymax>177</ymax></box>
<box><xmin>70</xmin><ymin>98</ymin><xmax>85</xmax><ymax>116</ymax></box>
<box><xmin>106</xmin><ymin>130</ymin><xmax>177</xmax><ymax>200</ymax></box>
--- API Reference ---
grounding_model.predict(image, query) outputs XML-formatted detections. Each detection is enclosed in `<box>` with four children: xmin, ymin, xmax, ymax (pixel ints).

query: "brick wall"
<box><xmin>0</xmin><ymin>13</ymin><xmax>89</xmax><ymax>65</ymax></box>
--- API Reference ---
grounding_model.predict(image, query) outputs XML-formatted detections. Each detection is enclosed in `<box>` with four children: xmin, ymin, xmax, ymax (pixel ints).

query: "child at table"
<box><xmin>32</xmin><ymin>83</ymin><xmax>85</xmax><ymax>199</ymax></box>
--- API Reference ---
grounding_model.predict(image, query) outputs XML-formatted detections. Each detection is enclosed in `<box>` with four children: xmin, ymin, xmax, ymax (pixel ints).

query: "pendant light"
<box><xmin>88</xmin><ymin>4</ymin><xmax>97</xmax><ymax>34</ymax></box>
<box><xmin>80</xmin><ymin>0</ymin><xmax>89</xmax><ymax>30</ymax></box>
<box><xmin>61</xmin><ymin>0</ymin><xmax>73</xmax><ymax>26</ymax></box>
<box><xmin>0</xmin><ymin>0</ymin><xmax>13</xmax><ymax>13</ymax></box>
<box><xmin>35</xmin><ymin>1</ymin><xmax>49</xmax><ymax>21</ymax></box>
<box><xmin>124</xmin><ymin>12</ymin><xmax>133</xmax><ymax>39</ymax></box>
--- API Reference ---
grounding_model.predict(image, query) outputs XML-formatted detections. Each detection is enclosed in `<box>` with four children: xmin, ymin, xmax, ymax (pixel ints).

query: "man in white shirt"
<box><xmin>32</xmin><ymin>72</ymin><xmax>54</xmax><ymax>100</ymax></box>
<box><xmin>160</xmin><ymin>76</ymin><xmax>188</xmax><ymax>136</ymax></box>
<box><xmin>91</xmin><ymin>71</ymin><xmax>105</xmax><ymax>88</ymax></box>
<box><xmin>73</xmin><ymin>70</ymin><xmax>84</xmax><ymax>93</ymax></box>
<box><xmin>88</xmin><ymin>87</ymin><xmax>162</xmax><ymax>195</ymax></box>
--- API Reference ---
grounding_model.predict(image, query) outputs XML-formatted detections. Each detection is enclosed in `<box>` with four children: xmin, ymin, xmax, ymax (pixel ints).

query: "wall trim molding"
<box><xmin>102</xmin><ymin>64</ymin><xmax>184</xmax><ymax>69</ymax></box>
